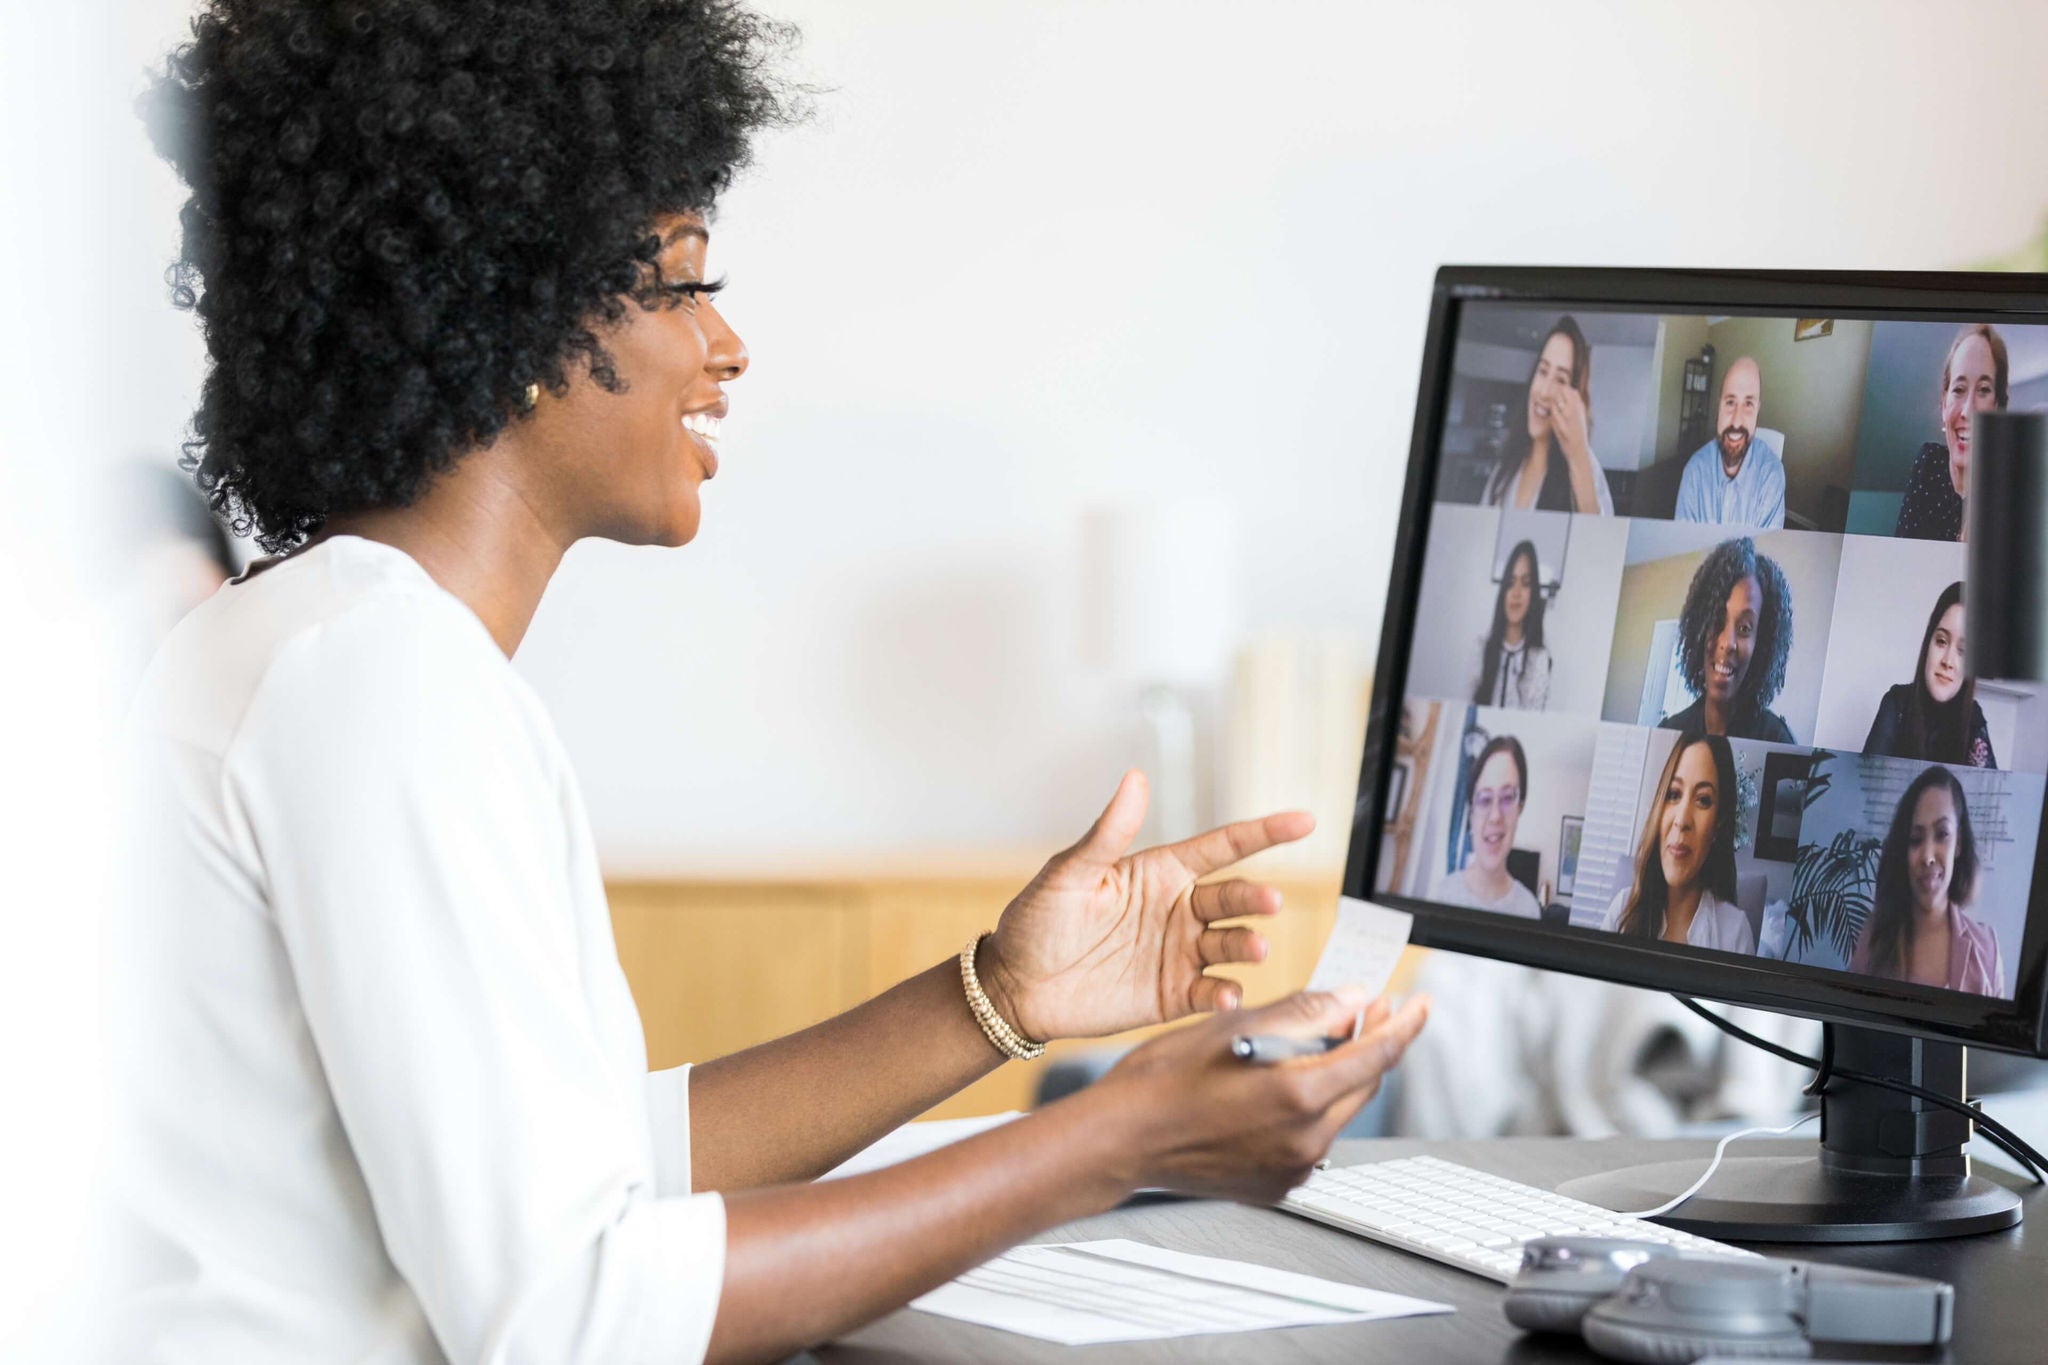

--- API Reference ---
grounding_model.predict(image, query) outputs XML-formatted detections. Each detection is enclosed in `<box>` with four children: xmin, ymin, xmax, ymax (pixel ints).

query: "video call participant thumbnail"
<box><xmin>1849</xmin><ymin>765</ymin><xmax>2004</xmax><ymax>996</ymax></box>
<box><xmin>1674</xmin><ymin>356</ymin><xmax>1786</xmax><ymax>530</ymax></box>
<box><xmin>1660</xmin><ymin>537</ymin><xmax>1795</xmax><ymax>743</ymax></box>
<box><xmin>1895</xmin><ymin>324</ymin><xmax>2007</xmax><ymax>542</ymax></box>
<box><xmin>1863</xmin><ymin>580</ymin><xmax>1996</xmax><ymax>769</ymax></box>
<box><xmin>1601</xmin><ymin>732</ymin><xmax>1753</xmax><ymax>952</ymax></box>
<box><xmin>1427</xmin><ymin>734</ymin><xmax>1543</xmax><ymax>918</ymax></box>
<box><xmin>1481</xmin><ymin>316</ymin><xmax>1616</xmax><ymax>516</ymax></box>
<box><xmin>1474</xmin><ymin>540</ymin><xmax>1551</xmax><ymax>710</ymax></box>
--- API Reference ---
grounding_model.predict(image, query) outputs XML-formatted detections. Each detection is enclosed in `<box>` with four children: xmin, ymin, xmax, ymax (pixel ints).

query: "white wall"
<box><xmin>105</xmin><ymin>0</ymin><xmax>2048</xmax><ymax>868</ymax></box>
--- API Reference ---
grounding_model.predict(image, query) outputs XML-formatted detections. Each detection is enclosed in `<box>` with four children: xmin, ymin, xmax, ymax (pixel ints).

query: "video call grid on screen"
<box><xmin>1356</xmin><ymin>278</ymin><xmax>2048</xmax><ymax>1049</ymax></box>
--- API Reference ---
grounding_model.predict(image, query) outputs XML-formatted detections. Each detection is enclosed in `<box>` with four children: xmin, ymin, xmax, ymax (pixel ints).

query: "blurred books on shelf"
<box><xmin>1224</xmin><ymin>632</ymin><xmax>1372</xmax><ymax>874</ymax></box>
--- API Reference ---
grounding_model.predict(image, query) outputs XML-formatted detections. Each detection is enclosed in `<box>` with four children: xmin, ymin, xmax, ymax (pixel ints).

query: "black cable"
<box><xmin>1801</xmin><ymin>1022</ymin><xmax>1835</xmax><ymax>1100</ymax></box>
<box><xmin>1673</xmin><ymin>996</ymin><xmax>2048</xmax><ymax>1184</ymax></box>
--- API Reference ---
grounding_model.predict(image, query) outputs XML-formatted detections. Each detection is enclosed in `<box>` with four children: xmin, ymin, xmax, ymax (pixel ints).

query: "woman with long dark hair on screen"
<box><xmin>1601</xmin><ymin>733</ymin><xmax>1754</xmax><ymax>952</ymax></box>
<box><xmin>120</xmin><ymin>4</ymin><xmax>1430</xmax><ymax>1360</ymax></box>
<box><xmin>1863</xmin><ymin>580</ymin><xmax>1997</xmax><ymax>768</ymax></box>
<box><xmin>1850</xmin><ymin>766</ymin><xmax>2004</xmax><ymax>995</ymax></box>
<box><xmin>1426</xmin><ymin>734</ymin><xmax>1542</xmax><ymax>918</ymax></box>
<box><xmin>1480</xmin><ymin>315</ymin><xmax>1616</xmax><ymax>515</ymax></box>
<box><xmin>1473</xmin><ymin>539</ymin><xmax>1552</xmax><ymax>710</ymax></box>
<box><xmin>1659</xmin><ymin>536</ymin><xmax>1796</xmax><ymax>743</ymax></box>
<box><xmin>1895</xmin><ymin>323</ymin><xmax>2008</xmax><ymax>542</ymax></box>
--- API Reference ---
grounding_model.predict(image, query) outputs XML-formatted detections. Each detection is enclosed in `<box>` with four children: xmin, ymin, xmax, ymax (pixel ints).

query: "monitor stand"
<box><xmin>1556</xmin><ymin>1025</ymin><xmax>2022</xmax><ymax>1243</ymax></box>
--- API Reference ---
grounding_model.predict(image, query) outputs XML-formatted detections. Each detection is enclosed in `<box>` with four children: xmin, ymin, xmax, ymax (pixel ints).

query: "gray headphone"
<box><xmin>1503</xmin><ymin>1235</ymin><xmax>1953</xmax><ymax>1363</ymax></box>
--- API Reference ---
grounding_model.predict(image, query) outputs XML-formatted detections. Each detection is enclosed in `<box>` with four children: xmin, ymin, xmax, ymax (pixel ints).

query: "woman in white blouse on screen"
<box><xmin>1601</xmin><ymin>732</ymin><xmax>1755</xmax><ymax>953</ymax></box>
<box><xmin>117</xmin><ymin>5</ymin><xmax>1429</xmax><ymax>1363</ymax></box>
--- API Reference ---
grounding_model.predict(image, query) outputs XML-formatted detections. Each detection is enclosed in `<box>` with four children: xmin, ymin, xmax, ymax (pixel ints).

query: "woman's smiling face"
<box><xmin>1503</xmin><ymin>552</ymin><xmax>1534</xmax><ymax>631</ymax></box>
<box><xmin>1706</xmin><ymin>574</ymin><xmax>1762</xmax><ymax>705</ymax></box>
<box><xmin>1657</xmin><ymin>740</ymin><xmax>1719</xmax><ymax>894</ymax></box>
<box><xmin>1525</xmin><ymin>332</ymin><xmax>1577</xmax><ymax>442</ymax></box>
<box><xmin>1941</xmin><ymin>332</ymin><xmax>2000</xmax><ymax>490</ymax></box>
<box><xmin>539</xmin><ymin>211</ymin><xmax>749</xmax><ymax>547</ymax></box>
<box><xmin>1924</xmin><ymin>602</ymin><xmax>1966</xmax><ymax>704</ymax></box>
<box><xmin>1468</xmin><ymin>750</ymin><xmax>1523</xmax><ymax>876</ymax></box>
<box><xmin>1908</xmin><ymin>783</ymin><xmax>1960</xmax><ymax>916</ymax></box>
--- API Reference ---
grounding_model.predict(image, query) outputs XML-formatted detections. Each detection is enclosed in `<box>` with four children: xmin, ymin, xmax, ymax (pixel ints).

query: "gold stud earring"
<box><xmin>522</xmin><ymin>382</ymin><xmax>540</xmax><ymax>411</ymax></box>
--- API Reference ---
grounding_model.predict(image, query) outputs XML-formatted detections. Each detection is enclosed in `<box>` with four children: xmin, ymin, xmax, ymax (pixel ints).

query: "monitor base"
<box><xmin>1558</xmin><ymin>1152</ymin><xmax>2020</xmax><ymax>1242</ymax></box>
<box><xmin>1559</xmin><ymin>1024</ymin><xmax>2023</xmax><ymax>1244</ymax></box>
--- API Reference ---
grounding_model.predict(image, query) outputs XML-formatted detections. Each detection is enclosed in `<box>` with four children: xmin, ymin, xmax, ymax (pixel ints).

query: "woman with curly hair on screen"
<box><xmin>1658</xmin><ymin>536</ymin><xmax>1796</xmax><ymax>743</ymax></box>
<box><xmin>119</xmin><ymin>4</ymin><xmax>1429</xmax><ymax>1361</ymax></box>
<box><xmin>1849</xmin><ymin>766</ymin><xmax>2005</xmax><ymax>996</ymax></box>
<box><xmin>1601</xmin><ymin>732</ymin><xmax>1753</xmax><ymax>953</ymax></box>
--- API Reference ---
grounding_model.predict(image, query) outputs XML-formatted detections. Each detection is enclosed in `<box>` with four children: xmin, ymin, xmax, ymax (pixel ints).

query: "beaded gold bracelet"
<box><xmin>959</xmin><ymin>933</ymin><xmax>1047</xmax><ymax>1061</ymax></box>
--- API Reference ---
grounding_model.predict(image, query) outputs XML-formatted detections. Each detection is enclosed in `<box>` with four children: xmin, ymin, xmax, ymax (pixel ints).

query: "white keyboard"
<box><xmin>1281</xmin><ymin>1155</ymin><xmax>1757</xmax><ymax>1282</ymax></box>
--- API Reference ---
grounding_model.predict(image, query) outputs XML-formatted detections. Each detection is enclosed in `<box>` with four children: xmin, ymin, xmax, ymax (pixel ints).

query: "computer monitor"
<box><xmin>1347</xmin><ymin>267</ymin><xmax>2048</xmax><ymax>1243</ymax></box>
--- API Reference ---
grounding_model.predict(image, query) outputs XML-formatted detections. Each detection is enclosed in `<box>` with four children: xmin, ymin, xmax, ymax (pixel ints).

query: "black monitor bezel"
<box><xmin>1345</xmin><ymin>266</ymin><xmax>2048</xmax><ymax>1058</ymax></box>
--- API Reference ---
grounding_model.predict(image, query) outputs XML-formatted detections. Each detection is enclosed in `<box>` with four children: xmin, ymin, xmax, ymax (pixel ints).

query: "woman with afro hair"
<box><xmin>120</xmin><ymin>3</ymin><xmax>1429</xmax><ymax>1361</ymax></box>
<box><xmin>1657</xmin><ymin>536</ymin><xmax>1797</xmax><ymax>743</ymax></box>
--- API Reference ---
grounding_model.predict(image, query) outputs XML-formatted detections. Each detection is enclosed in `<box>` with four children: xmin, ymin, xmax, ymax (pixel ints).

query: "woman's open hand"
<box><xmin>979</xmin><ymin>770</ymin><xmax>1314</xmax><ymax>1044</ymax></box>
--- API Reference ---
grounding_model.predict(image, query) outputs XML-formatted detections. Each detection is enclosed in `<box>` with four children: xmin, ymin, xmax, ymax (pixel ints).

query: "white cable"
<box><xmin>1619</xmin><ymin>1111</ymin><xmax>1820</xmax><ymax>1219</ymax></box>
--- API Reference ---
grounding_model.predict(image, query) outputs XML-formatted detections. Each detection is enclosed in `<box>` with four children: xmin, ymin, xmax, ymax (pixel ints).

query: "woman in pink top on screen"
<box><xmin>1850</xmin><ymin>766</ymin><xmax>2006</xmax><ymax>996</ymax></box>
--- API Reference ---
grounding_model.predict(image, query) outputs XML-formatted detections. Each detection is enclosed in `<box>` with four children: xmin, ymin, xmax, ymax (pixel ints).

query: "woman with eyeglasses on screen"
<box><xmin>1480</xmin><ymin>316</ymin><xmax>1616</xmax><ymax>516</ymax></box>
<box><xmin>1473</xmin><ymin>540</ymin><xmax>1552</xmax><ymax>710</ymax></box>
<box><xmin>1658</xmin><ymin>536</ymin><xmax>1795</xmax><ymax>743</ymax></box>
<box><xmin>1863</xmin><ymin>581</ymin><xmax>1996</xmax><ymax>768</ymax></box>
<box><xmin>1602</xmin><ymin>733</ymin><xmax>1754</xmax><ymax>953</ymax></box>
<box><xmin>1850</xmin><ymin>766</ymin><xmax>2004</xmax><ymax>995</ymax></box>
<box><xmin>1427</xmin><ymin>735</ymin><xmax>1543</xmax><ymax>918</ymax></box>
<box><xmin>1895</xmin><ymin>324</ymin><xmax>2008</xmax><ymax>543</ymax></box>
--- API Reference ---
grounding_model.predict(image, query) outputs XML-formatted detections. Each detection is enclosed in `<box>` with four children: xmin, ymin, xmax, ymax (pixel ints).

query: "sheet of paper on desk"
<box><xmin>1307</xmin><ymin>896</ymin><xmax>1414</xmax><ymax>1002</ymax></box>
<box><xmin>910</xmin><ymin>1238</ymin><xmax>1452</xmax><ymax>1345</ymax></box>
<box><xmin>820</xmin><ymin>1111</ymin><xmax>1024</xmax><ymax>1181</ymax></box>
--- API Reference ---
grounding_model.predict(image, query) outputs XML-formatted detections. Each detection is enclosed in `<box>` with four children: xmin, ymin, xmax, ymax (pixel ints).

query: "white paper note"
<box><xmin>820</xmin><ymin>1112</ymin><xmax>1024</xmax><ymax>1181</ymax></box>
<box><xmin>910</xmin><ymin>1238</ymin><xmax>1452</xmax><ymax>1345</ymax></box>
<box><xmin>1306</xmin><ymin>896</ymin><xmax>1414</xmax><ymax>1002</ymax></box>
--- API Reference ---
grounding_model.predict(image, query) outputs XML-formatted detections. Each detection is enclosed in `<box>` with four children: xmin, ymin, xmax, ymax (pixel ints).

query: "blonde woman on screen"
<box><xmin>1602</xmin><ymin>733</ymin><xmax>1754</xmax><ymax>953</ymax></box>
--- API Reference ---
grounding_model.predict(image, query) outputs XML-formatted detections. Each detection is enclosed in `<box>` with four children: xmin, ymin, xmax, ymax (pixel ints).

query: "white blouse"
<box><xmin>1601</xmin><ymin>887</ymin><xmax>1755</xmax><ymax>954</ymax></box>
<box><xmin>115</xmin><ymin>537</ymin><xmax>724</xmax><ymax>1364</ymax></box>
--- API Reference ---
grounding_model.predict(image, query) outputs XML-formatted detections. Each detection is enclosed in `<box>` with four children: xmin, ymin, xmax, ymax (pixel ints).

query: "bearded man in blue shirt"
<box><xmin>1674</xmin><ymin>356</ymin><xmax>1786</xmax><ymax>529</ymax></box>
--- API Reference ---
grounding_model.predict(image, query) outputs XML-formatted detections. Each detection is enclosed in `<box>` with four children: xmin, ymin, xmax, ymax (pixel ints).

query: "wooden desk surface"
<box><xmin>817</xmin><ymin>1137</ymin><xmax>2041</xmax><ymax>1363</ymax></box>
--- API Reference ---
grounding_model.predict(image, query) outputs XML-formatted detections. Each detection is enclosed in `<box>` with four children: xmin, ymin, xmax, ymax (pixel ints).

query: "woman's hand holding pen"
<box><xmin>1081</xmin><ymin>987</ymin><xmax>1432</xmax><ymax>1205</ymax></box>
<box><xmin>977</xmin><ymin>770</ymin><xmax>1313</xmax><ymax>1044</ymax></box>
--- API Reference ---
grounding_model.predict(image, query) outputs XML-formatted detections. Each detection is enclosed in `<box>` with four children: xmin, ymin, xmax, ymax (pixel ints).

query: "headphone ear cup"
<box><xmin>1582</xmin><ymin>1316</ymin><xmax>1811</xmax><ymax>1363</ymax></box>
<box><xmin>1503</xmin><ymin>1287</ymin><xmax>1604</xmax><ymax>1334</ymax></box>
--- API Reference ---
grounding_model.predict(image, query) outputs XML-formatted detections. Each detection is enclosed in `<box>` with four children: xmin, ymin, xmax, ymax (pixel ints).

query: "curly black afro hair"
<box><xmin>146</xmin><ymin>0</ymin><xmax>798</xmax><ymax>550</ymax></box>
<box><xmin>1677</xmin><ymin>536</ymin><xmax>1793</xmax><ymax>716</ymax></box>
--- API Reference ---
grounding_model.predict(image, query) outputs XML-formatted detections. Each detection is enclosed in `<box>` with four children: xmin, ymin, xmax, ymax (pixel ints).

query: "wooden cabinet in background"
<box><xmin>608</xmin><ymin>863</ymin><xmax>1408</xmax><ymax>1120</ymax></box>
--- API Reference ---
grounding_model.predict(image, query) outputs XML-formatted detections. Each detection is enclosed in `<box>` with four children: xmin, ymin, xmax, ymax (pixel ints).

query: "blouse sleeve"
<box><xmin>1528</xmin><ymin>650</ymin><xmax>1552</xmax><ymax>712</ymax></box>
<box><xmin>1591</xmin><ymin>462</ymin><xmax>1615</xmax><ymax>516</ymax></box>
<box><xmin>230</xmin><ymin>601</ymin><xmax>726</xmax><ymax>1365</ymax></box>
<box><xmin>1972</xmin><ymin>705</ymin><xmax>1998</xmax><ymax>769</ymax></box>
